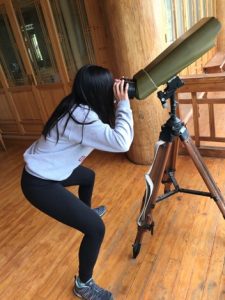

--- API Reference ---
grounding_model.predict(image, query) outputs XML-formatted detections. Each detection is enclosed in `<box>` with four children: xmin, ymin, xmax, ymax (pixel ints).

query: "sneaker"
<box><xmin>73</xmin><ymin>276</ymin><xmax>113</xmax><ymax>300</ymax></box>
<box><xmin>93</xmin><ymin>205</ymin><xmax>106</xmax><ymax>217</ymax></box>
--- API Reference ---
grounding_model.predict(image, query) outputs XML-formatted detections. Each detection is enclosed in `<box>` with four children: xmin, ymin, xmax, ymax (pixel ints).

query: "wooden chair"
<box><xmin>0</xmin><ymin>129</ymin><xmax>6</xmax><ymax>151</ymax></box>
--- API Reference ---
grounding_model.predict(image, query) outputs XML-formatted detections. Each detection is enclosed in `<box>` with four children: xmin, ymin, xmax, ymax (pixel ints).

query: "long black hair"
<box><xmin>42</xmin><ymin>64</ymin><xmax>115</xmax><ymax>140</ymax></box>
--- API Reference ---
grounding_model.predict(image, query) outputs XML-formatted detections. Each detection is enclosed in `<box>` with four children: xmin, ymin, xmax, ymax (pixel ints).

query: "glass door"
<box><xmin>0</xmin><ymin>5</ymin><xmax>29</xmax><ymax>86</ymax></box>
<box><xmin>13</xmin><ymin>0</ymin><xmax>60</xmax><ymax>84</ymax></box>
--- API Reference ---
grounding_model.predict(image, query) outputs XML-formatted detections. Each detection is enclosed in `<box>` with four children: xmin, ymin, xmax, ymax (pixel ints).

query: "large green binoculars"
<box><xmin>126</xmin><ymin>17</ymin><xmax>221</xmax><ymax>99</ymax></box>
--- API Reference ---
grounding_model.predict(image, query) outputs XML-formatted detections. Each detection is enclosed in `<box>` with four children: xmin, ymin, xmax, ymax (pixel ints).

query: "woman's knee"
<box><xmin>87</xmin><ymin>216</ymin><xmax>105</xmax><ymax>241</ymax></box>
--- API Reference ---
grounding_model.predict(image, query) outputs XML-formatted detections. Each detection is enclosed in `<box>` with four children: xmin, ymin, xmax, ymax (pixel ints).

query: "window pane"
<box><xmin>201</xmin><ymin>0</ymin><xmax>207</xmax><ymax>17</ymax></box>
<box><xmin>164</xmin><ymin>0</ymin><xmax>175</xmax><ymax>43</ymax></box>
<box><xmin>175</xmin><ymin>0</ymin><xmax>184</xmax><ymax>37</ymax></box>
<box><xmin>0</xmin><ymin>5</ymin><xmax>28</xmax><ymax>86</ymax></box>
<box><xmin>194</xmin><ymin>0</ymin><xmax>201</xmax><ymax>22</ymax></box>
<box><xmin>186</xmin><ymin>0</ymin><xmax>193</xmax><ymax>30</ymax></box>
<box><xmin>13</xmin><ymin>0</ymin><xmax>60</xmax><ymax>84</ymax></box>
<box><xmin>50</xmin><ymin>0</ymin><xmax>95</xmax><ymax>81</ymax></box>
<box><xmin>207</xmin><ymin>0</ymin><xmax>214</xmax><ymax>16</ymax></box>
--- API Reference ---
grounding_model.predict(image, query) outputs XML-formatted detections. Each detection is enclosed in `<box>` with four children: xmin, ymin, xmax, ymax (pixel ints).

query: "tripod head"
<box><xmin>157</xmin><ymin>76</ymin><xmax>186</xmax><ymax>142</ymax></box>
<box><xmin>157</xmin><ymin>76</ymin><xmax>184</xmax><ymax>110</ymax></box>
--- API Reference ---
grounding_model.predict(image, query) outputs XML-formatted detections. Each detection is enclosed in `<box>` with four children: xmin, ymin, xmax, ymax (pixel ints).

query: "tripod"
<box><xmin>132</xmin><ymin>76</ymin><xmax>225</xmax><ymax>258</ymax></box>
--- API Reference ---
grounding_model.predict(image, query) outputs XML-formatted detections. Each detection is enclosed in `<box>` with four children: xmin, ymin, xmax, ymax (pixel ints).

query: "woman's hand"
<box><xmin>113</xmin><ymin>79</ymin><xmax>129</xmax><ymax>103</ymax></box>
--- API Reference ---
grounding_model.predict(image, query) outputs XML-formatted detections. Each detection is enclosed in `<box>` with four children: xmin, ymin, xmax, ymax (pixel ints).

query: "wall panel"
<box><xmin>38</xmin><ymin>84</ymin><xmax>65</xmax><ymax>117</ymax></box>
<box><xmin>10</xmin><ymin>88</ymin><xmax>43</xmax><ymax>122</ymax></box>
<box><xmin>0</xmin><ymin>92</ymin><xmax>14</xmax><ymax>120</ymax></box>
<box><xmin>0</xmin><ymin>91</ymin><xmax>20</xmax><ymax>134</ymax></box>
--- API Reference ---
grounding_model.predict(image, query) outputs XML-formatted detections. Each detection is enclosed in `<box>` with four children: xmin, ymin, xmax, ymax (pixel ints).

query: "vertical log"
<box><xmin>85</xmin><ymin>0</ymin><xmax>168</xmax><ymax>164</ymax></box>
<box><xmin>84</xmin><ymin>0</ymin><xmax>118</xmax><ymax>75</ymax></box>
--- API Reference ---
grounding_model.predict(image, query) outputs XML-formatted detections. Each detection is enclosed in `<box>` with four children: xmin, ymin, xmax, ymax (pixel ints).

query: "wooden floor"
<box><xmin>0</xmin><ymin>140</ymin><xmax>225</xmax><ymax>300</ymax></box>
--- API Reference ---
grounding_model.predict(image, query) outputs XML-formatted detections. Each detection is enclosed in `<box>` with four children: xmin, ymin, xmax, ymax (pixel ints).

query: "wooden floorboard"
<box><xmin>0</xmin><ymin>140</ymin><xmax>225</xmax><ymax>300</ymax></box>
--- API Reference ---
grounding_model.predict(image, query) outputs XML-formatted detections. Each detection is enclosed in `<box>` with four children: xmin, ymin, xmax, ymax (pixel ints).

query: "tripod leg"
<box><xmin>133</xmin><ymin>141</ymin><xmax>172</xmax><ymax>258</ymax></box>
<box><xmin>162</xmin><ymin>137</ymin><xmax>179</xmax><ymax>192</ymax></box>
<box><xmin>183</xmin><ymin>136</ymin><xmax>225</xmax><ymax>218</ymax></box>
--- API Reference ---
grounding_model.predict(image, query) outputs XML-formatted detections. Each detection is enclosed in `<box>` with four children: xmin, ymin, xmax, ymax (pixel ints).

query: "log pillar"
<box><xmin>85</xmin><ymin>0</ymin><xmax>167</xmax><ymax>164</ymax></box>
<box><xmin>216</xmin><ymin>0</ymin><xmax>225</xmax><ymax>51</ymax></box>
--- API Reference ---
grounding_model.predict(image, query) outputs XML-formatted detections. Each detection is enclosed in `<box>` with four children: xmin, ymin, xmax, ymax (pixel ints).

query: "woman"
<box><xmin>21</xmin><ymin>64</ymin><xmax>133</xmax><ymax>300</ymax></box>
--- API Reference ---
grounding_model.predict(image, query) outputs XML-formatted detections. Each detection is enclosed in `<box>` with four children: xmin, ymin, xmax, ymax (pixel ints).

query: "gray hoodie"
<box><xmin>24</xmin><ymin>99</ymin><xmax>134</xmax><ymax>180</ymax></box>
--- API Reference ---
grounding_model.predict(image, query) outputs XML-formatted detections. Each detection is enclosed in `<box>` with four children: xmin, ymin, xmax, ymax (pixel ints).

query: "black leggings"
<box><xmin>21</xmin><ymin>166</ymin><xmax>105</xmax><ymax>282</ymax></box>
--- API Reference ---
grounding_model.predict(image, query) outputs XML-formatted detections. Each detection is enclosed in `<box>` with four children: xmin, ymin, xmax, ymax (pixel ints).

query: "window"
<box><xmin>164</xmin><ymin>0</ymin><xmax>215</xmax><ymax>43</ymax></box>
<box><xmin>164</xmin><ymin>0</ymin><xmax>175</xmax><ymax>43</ymax></box>
<box><xmin>13</xmin><ymin>0</ymin><xmax>60</xmax><ymax>84</ymax></box>
<box><xmin>0</xmin><ymin>5</ymin><xmax>28</xmax><ymax>86</ymax></box>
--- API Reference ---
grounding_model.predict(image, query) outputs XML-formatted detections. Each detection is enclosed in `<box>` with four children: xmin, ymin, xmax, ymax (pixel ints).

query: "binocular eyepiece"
<box><xmin>122</xmin><ymin>78</ymin><xmax>136</xmax><ymax>99</ymax></box>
